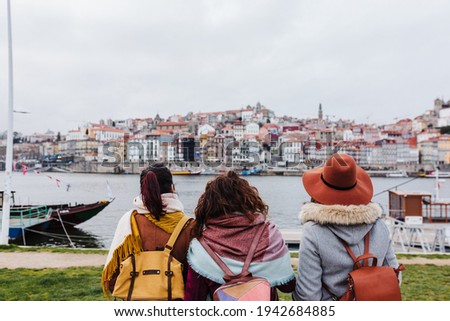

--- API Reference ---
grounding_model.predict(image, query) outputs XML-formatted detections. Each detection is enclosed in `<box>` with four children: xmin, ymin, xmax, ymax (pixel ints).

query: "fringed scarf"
<box><xmin>101</xmin><ymin>193</ymin><xmax>185</xmax><ymax>298</ymax></box>
<box><xmin>187</xmin><ymin>213</ymin><xmax>295</xmax><ymax>287</ymax></box>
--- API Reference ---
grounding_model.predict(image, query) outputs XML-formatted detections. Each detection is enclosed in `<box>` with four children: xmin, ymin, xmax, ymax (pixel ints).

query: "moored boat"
<box><xmin>386</xmin><ymin>170</ymin><xmax>408</xmax><ymax>178</ymax></box>
<box><xmin>171</xmin><ymin>169</ymin><xmax>202</xmax><ymax>175</ymax></box>
<box><xmin>1</xmin><ymin>191</ymin><xmax>113</xmax><ymax>241</ymax></box>
<box><xmin>425</xmin><ymin>171</ymin><xmax>450</xmax><ymax>178</ymax></box>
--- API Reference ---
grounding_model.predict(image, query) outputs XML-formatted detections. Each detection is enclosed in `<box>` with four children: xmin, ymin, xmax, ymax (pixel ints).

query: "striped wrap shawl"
<box><xmin>187</xmin><ymin>213</ymin><xmax>295</xmax><ymax>286</ymax></box>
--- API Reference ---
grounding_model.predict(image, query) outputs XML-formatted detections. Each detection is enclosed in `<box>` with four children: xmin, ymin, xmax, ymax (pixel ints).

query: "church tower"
<box><xmin>318</xmin><ymin>103</ymin><xmax>323</xmax><ymax>122</ymax></box>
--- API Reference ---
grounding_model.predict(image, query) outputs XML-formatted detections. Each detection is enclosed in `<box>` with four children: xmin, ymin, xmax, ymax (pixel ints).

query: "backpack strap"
<box><xmin>199</xmin><ymin>237</ymin><xmax>234</xmax><ymax>276</ymax></box>
<box><xmin>127</xmin><ymin>254</ymin><xmax>138</xmax><ymax>301</ymax></box>
<box><xmin>322</xmin><ymin>227</ymin><xmax>373</xmax><ymax>299</ymax></box>
<box><xmin>164</xmin><ymin>215</ymin><xmax>191</xmax><ymax>254</ymax></box>
<box><xmin>163</xmin><ymin>215</ymin><xmax>191</xmax><ymax>301</ymax></box>
<box><xmin>198</xmin><ymin>222</ymin><xmax>266</xmax><ymax>280</ymax></box>
<box><xmin>241</xmin><ymin>223</ymin><xmax>266</xmax><ymax>275</ymax></box>
<box><xmin>335</xmin><ymin>230</ymin><xmax>373</xmax><ymax>268</ymax></box>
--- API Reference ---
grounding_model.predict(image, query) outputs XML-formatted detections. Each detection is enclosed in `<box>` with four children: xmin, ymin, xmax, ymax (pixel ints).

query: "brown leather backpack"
<box><xmin>326</xmin><ymin>231</ymin><xmax>405</xmax><ymax>301</ymax></box>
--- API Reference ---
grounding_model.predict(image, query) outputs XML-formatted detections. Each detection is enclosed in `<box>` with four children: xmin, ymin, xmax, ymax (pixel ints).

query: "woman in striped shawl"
<box><xmin>185</xmin><ymin>171</ymin><xmax>295</xmax><ymax>301</ymax></box>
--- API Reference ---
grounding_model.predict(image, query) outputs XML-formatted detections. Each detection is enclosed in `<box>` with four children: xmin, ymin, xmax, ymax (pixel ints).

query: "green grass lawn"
<box><xmin>0</xmin><ymin>246</ymin><xmax>449</xmax><ymax>301</ymax></box>
<box><xmin>278</xmin><ymin>263</ymin><xmax>450</xmax><ymax>301</ymax></box>
<box><xmin>0</xmin><ymin>267</ymin><xmax>105</xmax><ymax>301</ymax></box>
<box><xmin>0</xmin><ymin>264</ymin><xmax>448</xmax><ymax>301</ymax></box>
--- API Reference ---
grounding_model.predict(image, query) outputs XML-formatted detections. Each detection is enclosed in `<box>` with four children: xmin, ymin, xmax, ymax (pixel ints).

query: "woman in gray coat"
<box><xmin>292</xmin><ymin>153</ymin><xmax>401</xmax><ymax>301</ymax></box>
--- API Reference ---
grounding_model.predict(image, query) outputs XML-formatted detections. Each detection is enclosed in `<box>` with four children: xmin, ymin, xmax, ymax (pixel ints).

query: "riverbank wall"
<box><xmin>39</xmin><ymin>161</ymin><xmax>443</xmax><ymax>177</ymax></box>
<box><xmin>68</xmin><ymin>162</ymin><xmax>306</xmax><ymax>176</ymax></box>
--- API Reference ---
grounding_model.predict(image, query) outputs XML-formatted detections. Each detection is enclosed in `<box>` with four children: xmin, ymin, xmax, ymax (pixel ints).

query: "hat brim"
<box><xmin>302</xmin><ymin>166</ymin><xmax>373</xmax><ymax>205</ymax></box>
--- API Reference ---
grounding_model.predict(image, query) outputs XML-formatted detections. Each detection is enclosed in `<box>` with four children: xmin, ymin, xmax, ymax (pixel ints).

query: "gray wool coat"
<box><xmin>292</xmin><ymin>202</ymin><xmax>401</xmax><ymax>301</ymax></box>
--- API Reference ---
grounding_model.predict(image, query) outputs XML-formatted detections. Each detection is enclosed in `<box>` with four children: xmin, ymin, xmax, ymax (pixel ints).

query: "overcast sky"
<box><xmin>1</xmin><ymin>0</ymin><xmax>450</xmax><ymax>135</ymax></box>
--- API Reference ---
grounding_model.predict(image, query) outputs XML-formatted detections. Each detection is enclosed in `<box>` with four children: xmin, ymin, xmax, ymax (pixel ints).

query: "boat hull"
<box><xmin>47</xmin><ymin>201</ymin><xmax>111</xmax><ymax>226</ymax></box>
<box><xmin>5</xmin><ymin>199</ymin><xmax>112</xmax><ymax>241</ymax></box>
<box><xmin>171</xmin><ymin>171</ymin><xmax>202</xmax><ymax>175</ymax></box>
<box><xmin>424</xmin><ymin>171</ymin><xmax>450</xmax><ymax>178</ymax></box>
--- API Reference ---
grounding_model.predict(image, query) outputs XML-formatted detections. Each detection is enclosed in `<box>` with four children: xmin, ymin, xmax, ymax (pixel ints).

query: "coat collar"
<box><xmin>299</xmin><ymin>202</ymin><xmax>382</xmax><ymax>225</ymax></box>
<box><xmin>133</xmin><ymin>193</ymin><xmax>184</xmax><ymax>214</ymax></box>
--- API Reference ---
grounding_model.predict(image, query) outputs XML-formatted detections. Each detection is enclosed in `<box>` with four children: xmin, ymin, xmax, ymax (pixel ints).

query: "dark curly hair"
<box><xmin>193</xmin><ymin>170</ymin><xmax>268</xmax><ymax>237</ymax></box>
<box><xmin>139</xmin><ymin>163</ymin><xmax>174</xmax><ymax>220</ymax></box>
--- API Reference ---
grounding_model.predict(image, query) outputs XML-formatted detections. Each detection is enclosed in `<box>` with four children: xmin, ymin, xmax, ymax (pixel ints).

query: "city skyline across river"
<box><xmin>1</xmin><ymin>171</ymin><xmax>448</xmax><ymax>249</ymax></box>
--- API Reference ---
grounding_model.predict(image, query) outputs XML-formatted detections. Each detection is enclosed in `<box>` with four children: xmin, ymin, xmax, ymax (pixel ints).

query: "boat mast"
<box><xmin>1</xmin><ymin>0</ymin><xmax>14</xmax><ymax>245</ymax></box>
<box><xmin>435</xmin><ymin>166</ymin><xmax>439</xmax><ymax>201</ymax></box>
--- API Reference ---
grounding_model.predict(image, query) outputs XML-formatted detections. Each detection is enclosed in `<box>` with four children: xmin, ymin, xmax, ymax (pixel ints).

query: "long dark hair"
<box><xmin>140</xmin><ymin>163</ymin><xmax>174</xmax><ymax>220</ymax></box>
<box><xmin>193</xmin><ymin>170</ymin><xmax>268</xmax><ymax>237</ymax></box>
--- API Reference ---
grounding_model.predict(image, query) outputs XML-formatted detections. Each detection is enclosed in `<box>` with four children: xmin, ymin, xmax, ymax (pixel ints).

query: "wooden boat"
<box><xmin>424</xmin><ymin>171</ymin><xmax>450</xmax><ymax>178</ymax></box>
<box><xmin>1</xmin><ymin>191</ymin><xmax>113</xmax><ymax>241</ymax></box>
<box><xmin>240</xmin><ymin>168</ymin><xmax>265</xmax><ymax>176</ymax></box>
<box><xmin>171</xmin><ymin>169</ymin><xmax>202</xmax><ymax>175</ymax></box>
<box><xmin>386</xmin><ymin>170</ymin><xmax>408</xmax><ymax>178</ymax></box>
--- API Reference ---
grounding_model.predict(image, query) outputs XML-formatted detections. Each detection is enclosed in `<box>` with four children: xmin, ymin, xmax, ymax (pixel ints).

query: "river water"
<box><xmin>1</xmin><ymin>171</ymin><xmax>449</xmax><ymax>249</ymax></box>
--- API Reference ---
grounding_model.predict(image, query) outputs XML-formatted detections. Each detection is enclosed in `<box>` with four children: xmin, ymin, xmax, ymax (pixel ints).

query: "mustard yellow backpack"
<box><xmin>112</xmin><ymin>216</ymin><xmax>190</xmax><ymax>300</ymax></box>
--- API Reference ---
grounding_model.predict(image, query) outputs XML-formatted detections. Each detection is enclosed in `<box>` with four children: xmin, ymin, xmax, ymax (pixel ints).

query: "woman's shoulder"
<box><xmin>372</xmin><ymin>218</ymin><xmax>392</xmax><ymax>237</ymax></box>
<box><xmin>182</xmin><ymin>217</ymin><xmax>196</xmax><ymax>235</ymax></box>
<box><xmin>301</xmin><ymin>220</ymin><xmax>322</xmax><ymax>230</ymax></box>
<box><xmin>300</xmin><ymin>221</ymin><xmax>335</xmax><ymax>244</ymax></box>
<box><xmin>117</xmin><ymin>209</ymin><xmax>135</xmax><ymax>224</ymax></box>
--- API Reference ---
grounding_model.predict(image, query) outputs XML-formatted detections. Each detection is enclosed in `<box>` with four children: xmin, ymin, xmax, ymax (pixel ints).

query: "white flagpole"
<box><xmin>1</xmin><ymin>0</ymin><xmax>14</xmax><ymax>245</ymax></box>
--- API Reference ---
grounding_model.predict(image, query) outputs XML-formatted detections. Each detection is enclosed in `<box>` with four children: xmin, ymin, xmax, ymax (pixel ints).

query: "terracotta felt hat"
<box><xmin>302</xmin><ymin>153</ymin><xmax>373</xmax><ymax>205</ymax></box>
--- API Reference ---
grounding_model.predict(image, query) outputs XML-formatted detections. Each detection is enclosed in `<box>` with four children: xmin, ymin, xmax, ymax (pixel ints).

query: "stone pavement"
<box><xmin>0</xmin><ymin>251</ymin><xmax>449</xmax><ymax>269</ymax></box>
<box><xmin>0</xmin><ymin>252</ymin><xmax>107</xmax><ymax>269</ymax></box>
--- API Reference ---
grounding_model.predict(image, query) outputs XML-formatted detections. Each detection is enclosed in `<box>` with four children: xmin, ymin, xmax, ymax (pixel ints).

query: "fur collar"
<box><xmin>299</xmin><ymin>202</ymin><xmax>382</xmax><ymax>225</ymax></box>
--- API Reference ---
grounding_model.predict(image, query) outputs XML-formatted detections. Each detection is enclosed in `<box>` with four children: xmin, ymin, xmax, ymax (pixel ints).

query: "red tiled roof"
<box><xmin>94</xmin><ymin>128</ymin><xmax>125</xmax><ymax>133</ymax></box>
<box><xmin>158</xmin><ymin>122</ymin><xmax>189</xmax><ymax>126</ymax></box>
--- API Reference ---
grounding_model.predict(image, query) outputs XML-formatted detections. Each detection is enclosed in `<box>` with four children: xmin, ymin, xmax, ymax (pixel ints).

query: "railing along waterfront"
<box><xmin>383</xmin><ymin>217</ymin><xmax>449</xmax><ymax>253</ymax></box>
<box><xmin>422</xmin><ymin>201</ymin><xmax>450</xmax><ymax>223</ymax></box>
